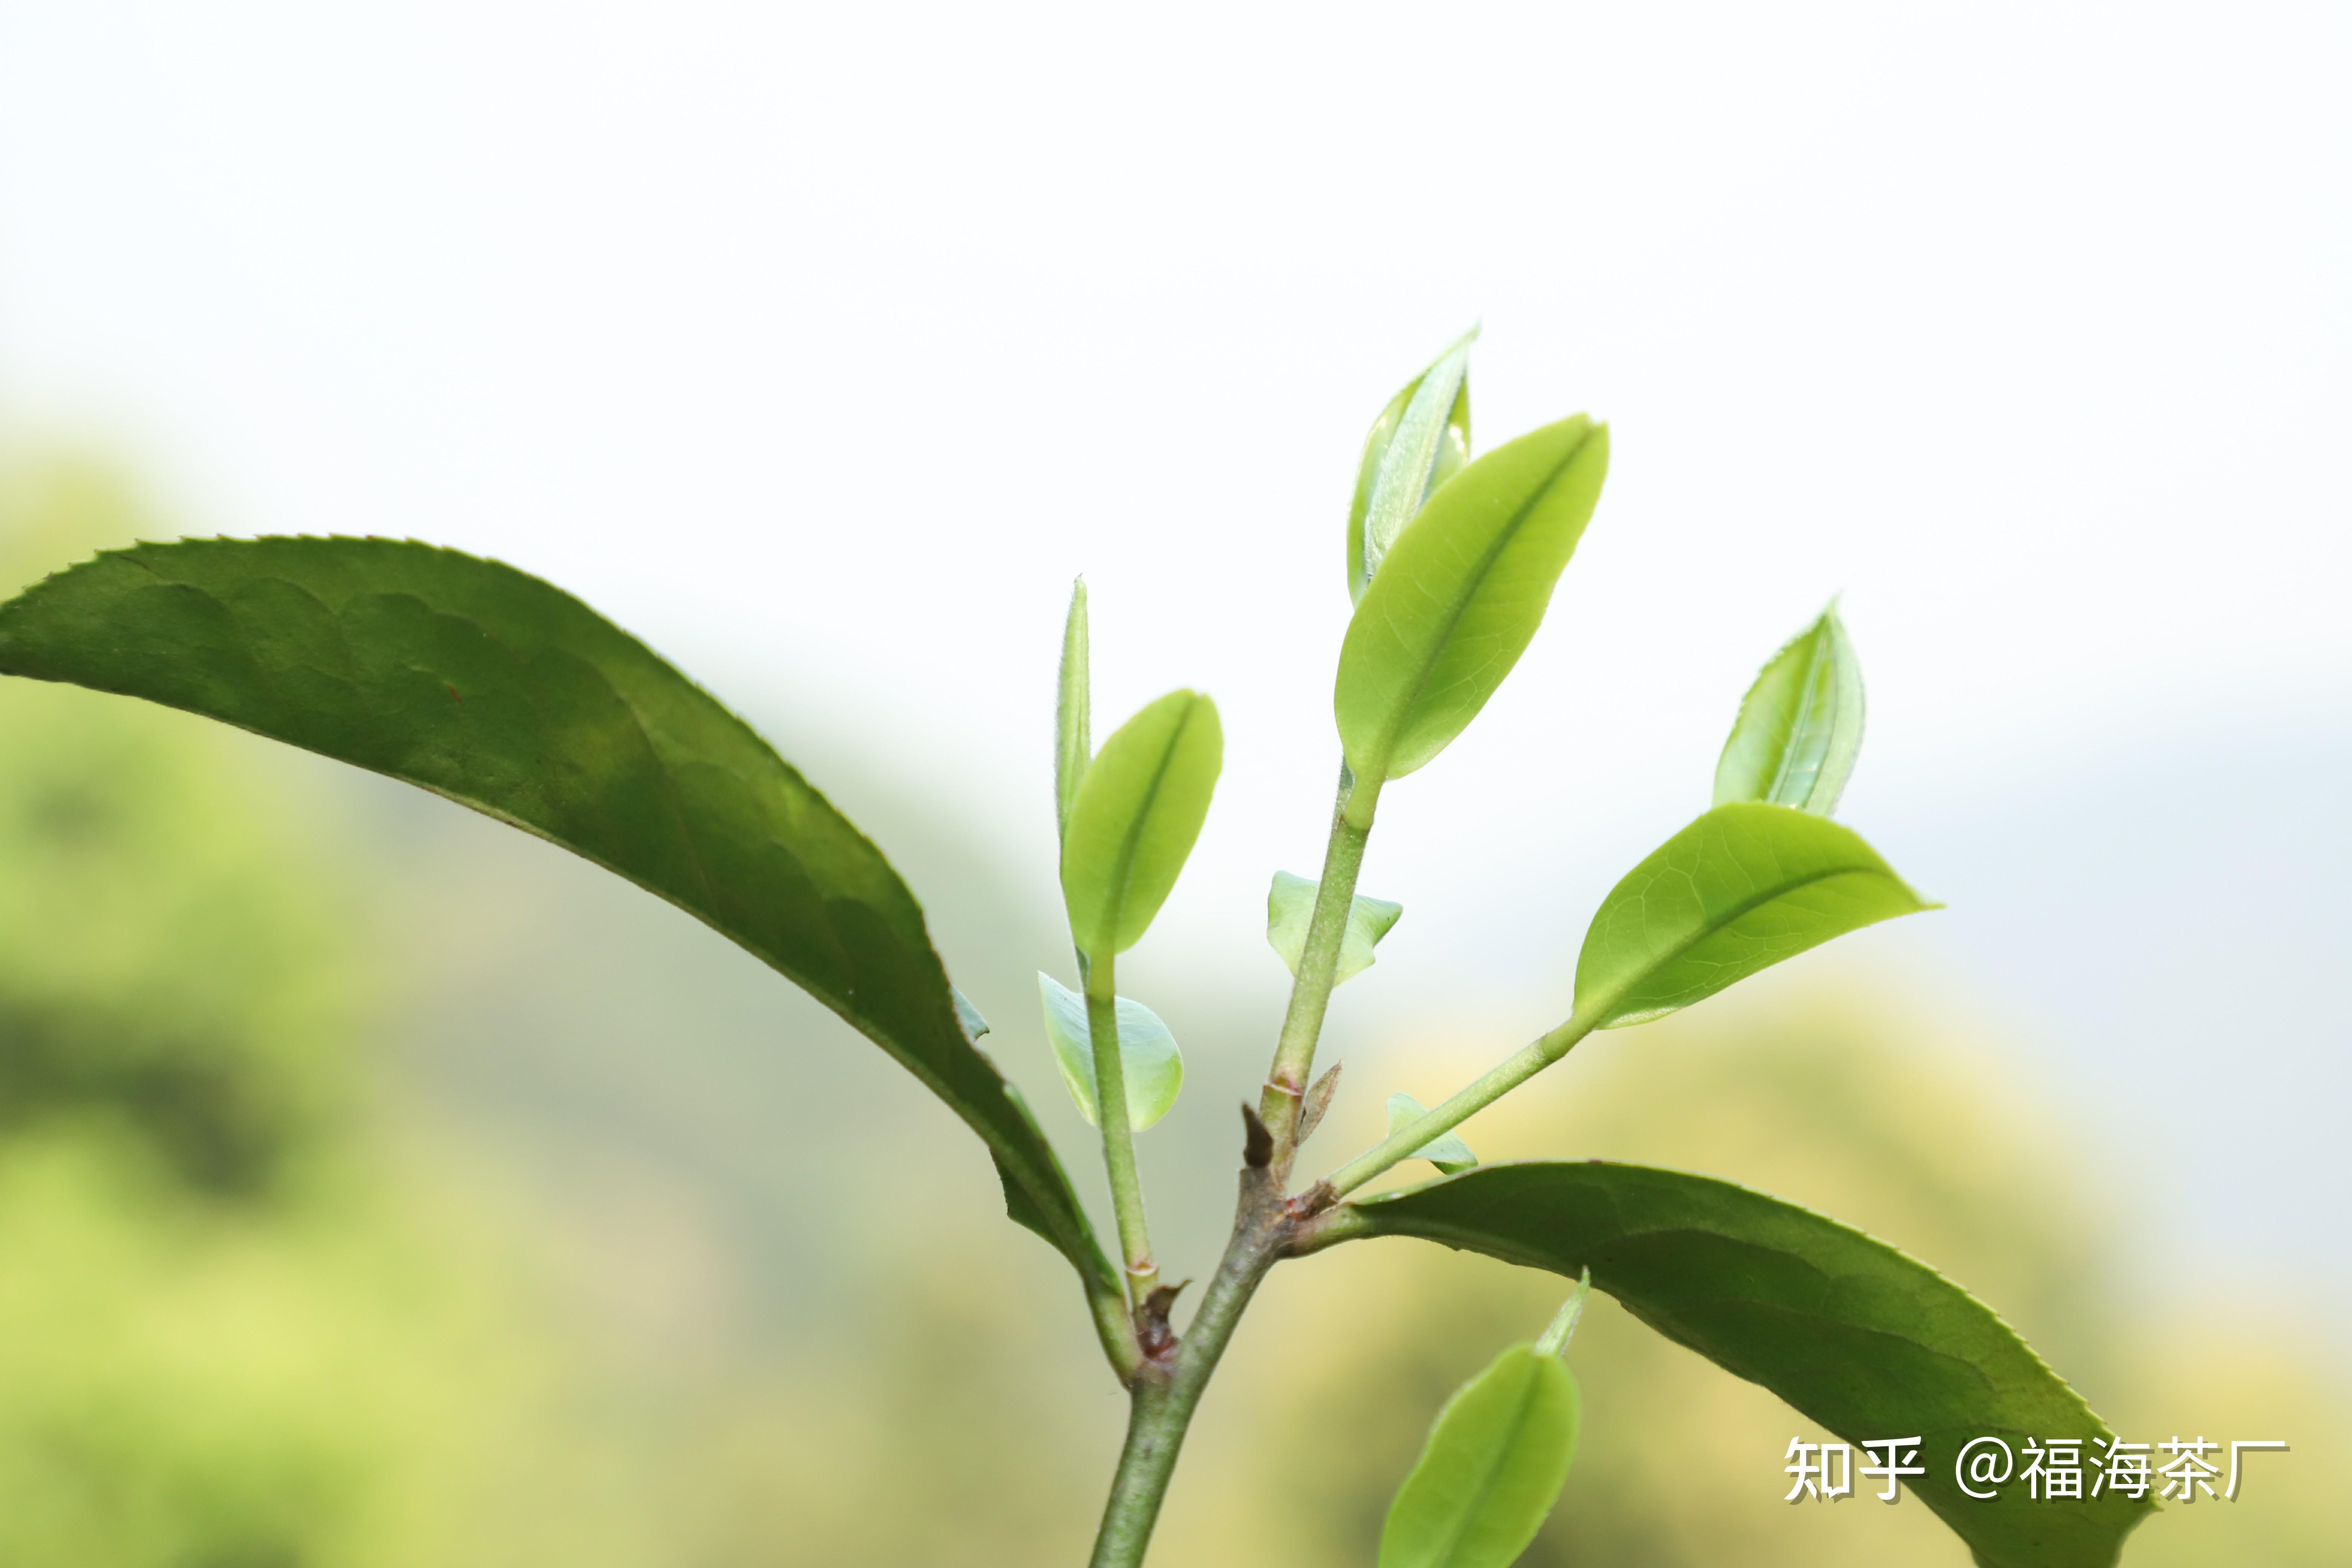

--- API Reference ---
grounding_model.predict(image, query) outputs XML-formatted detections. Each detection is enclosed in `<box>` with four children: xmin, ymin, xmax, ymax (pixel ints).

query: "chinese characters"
<box><xmin>1787</xmin><ymin>1435</ymin><xmax>2286</xmax><ymax>1504</ymax></box>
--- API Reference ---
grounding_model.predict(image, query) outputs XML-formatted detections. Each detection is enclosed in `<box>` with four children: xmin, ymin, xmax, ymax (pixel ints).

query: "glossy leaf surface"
<box><xmin>1060</xmin><ymin>689</ymin><xmax>1222</xmax><ymax>957</ymax></box>
<box><xmin>1350</xmin><ymin>330</ymin><xmax>1476</xmax><ymax>602</ymax></box>
<box><xmin>1576</xmin><ymin>802</ymin><xmax>1932</xmax><ymax>1029</ymax></box>
<box><xmin>1386</xmin><ymin>1092</ymin><xmax>1477</xmax><ymax>1174</ymax></box>
<box><xmin>1036</xmin><ymin>973</ymin><xmax>1184</xmax><ymax>1131</ymax></box>
<box><xmin>1055</xmin><ymin>577</ymin><xmax>1090</xmax><ymax>841</ymax></box>
<box><xmin>1344</xmin><ymin>1162</ymin><xmax>2152</xmax><ymax>1568</ymax></box>
<box><xmin>1336</xmin><ymin>416</ymin><xmax>1609</xmax><ymax>787</ymax></box>
<box><xmin>1378</xmin><ymin>1344</ymin><xmax>1578</xmax><ymax>1568</ymax></box>
<box><xmin>1714</xmin><ymin>603</ymin><xmax>1864</xmax><ymax>815</ymax></box>
<box><xmin>1266</xmin><ymin>868</ymin><xmax>1403</xmax><ymax>985</ymax></box>
<box><xmin>0</xmin><ymin>538</ymin><xmax>1116</xmax><ymax>1295</ymax></box>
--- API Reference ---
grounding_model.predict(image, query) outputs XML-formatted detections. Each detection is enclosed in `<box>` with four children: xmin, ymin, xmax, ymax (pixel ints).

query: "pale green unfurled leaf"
<box><xmin>1387</xmin><ymin>1092</ymin><xmax>1477</xmax><ymax>1174</ymax></box>
<box><xmin>951</xmin><ymin>987</ymin><xmax>990</xmax><ymax>1043</ymax></box>
<box><xmin>1575</xmin><ymin>802</ymin><xmax>1934</xmax><ymax>1029</ymax></box>
<box><xmin>1060</xmin><ymin>689</ymin><xmax>1222</xmax><ymax>958</ymax></box>
<box><xmin>1378</xmin><ymin>1343</ymin><xmax>1579</xmax><ymax>1568</ymax></box>
<box><xmin>1336</xmin><ymin>417</ymin><xmax>1609</xmax><ymax>792</ymax></box>
<box><xmin>0</xmin><ymin>537</ymin><xmax>1117</xmax><ymax>1298</ymax></box>
<box><xmin>1055</xmin><ymin>577</ymin><xmax>1090</xmax><ymax>841</ymax></box>
<box><xmin>1344</xmin><ymin>1162</ymin><xmax>2152</xmax><ymax>1568</ymax></box>
<box><xmin>1266</xmin><ymin>868</ymin><xmax>1404</xmax><ymax>984</ymax></box>
<box><xmin>1714</xmin><ymin>603</ymin><xmax>1864</xmax><ymax>815</ymax></box>
<box><xmin>1351</xmin><ymin>329</ymin><xmax>1477</xmax><ymax>603</ymax></box>
<box><xmin>1037</xmin><ymin>973</ymin><xmax>1184</xmax><ymax>1131</ymax></box>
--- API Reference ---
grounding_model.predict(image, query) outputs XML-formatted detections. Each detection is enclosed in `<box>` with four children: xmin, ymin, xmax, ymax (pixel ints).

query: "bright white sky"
<box><xmin>3</xmin><ymin>2</ymin><xmax>2348</xmax><ymax>1297</ymax></box>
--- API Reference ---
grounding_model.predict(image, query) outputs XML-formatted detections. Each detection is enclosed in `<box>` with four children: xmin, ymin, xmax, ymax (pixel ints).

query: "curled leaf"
<box><xmin>1351</xmin><ymin>329</ymin><xmax>1477</xmax><ymax>602</ymax></box>
<box><xmin>1037</xmin><ymin>973</ymin><xmax>1185</xmax><ymax>1131</ymax></box>
<box><xmin>1335</xmin><ymin>416</ymin><xmax>1609</xmax><ymax>793</ymax></box>
<box><xmin>1055</xmin><ymin>577</ymin><xmax>1090</xmax><ymax>841</ymax></box>
<box><xmin>1265</xmin><ymin>868</ymin><xmax>1403</xmax><ymax>985</ymax></box>
<box><xmin>1714</xmin><ymin>603</ymin><xmax>1864</xmax><ymax>815</ymax></box>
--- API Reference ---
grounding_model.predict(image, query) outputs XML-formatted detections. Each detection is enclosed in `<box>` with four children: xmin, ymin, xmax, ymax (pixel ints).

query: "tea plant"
<box><xmin>0</xmin><ymin>338</ymin><xmax>2149</xmax><ymax>1566</ymax></box>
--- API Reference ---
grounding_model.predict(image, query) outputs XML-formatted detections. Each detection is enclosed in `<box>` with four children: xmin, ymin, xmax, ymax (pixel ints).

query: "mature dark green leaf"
<box><xmin>1036</xmin><ymin>972</ymin><xmax>1184</xmax><ymax>1131</ymax></box>
<box><xmin>1378</xmin><ymin>1343</ymin><xmax>1579</xmax><ymax>1568</ymax></box>
<box><xmin>1055</xmin><ymin>577</ymin><xmax>1090</xmax><ymax>842</ymax></box>
<box><xmin>1576</xmin><ymin>802</ymin><xmax>1932</xmax><ymax>1028</ymax></box>
<box><xmin>1335</xmin><ymin>417</ymin><xmax>1609</xmax><ymax>792</ymax></box>
<box><xmin>1341</xmin><ymin>1162</ymin><xmax>2152</xmax><ymax>1568</ymax></box>
<box><xmin>1715</xmin><ymin>603</ymin><xmax>1864</xmax><ymax>814</ymax></box>
<box><xmin>0</xmin><ymin>537</ymin><xmax>1117</xmax><ymax>1296</ymax></box>
<box><xmin>1386</xmin><ymin>1091</ymin><xmax>1477</xmax><ymax>1174</ymax></box>
<box><xmin>1349</xmin><ymin>330</ymin><xmax>1477</xmax><ymax>603</ymax></box>
<box><xmin>1060</xmin><ymin>689</ymin><xmax>1222</xmax><ymax>958</ymax></box>
<box><xmin>1266</xmin><ymin>868</ymin><xmax>1402</xmax><ymax>985</ymax></box>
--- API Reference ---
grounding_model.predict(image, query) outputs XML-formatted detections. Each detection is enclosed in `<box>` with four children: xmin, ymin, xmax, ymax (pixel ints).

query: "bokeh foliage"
<box><xmin>0</xmin><ymin>456</ymin><xmax>646</xmax><ymax>1568</ymax></box>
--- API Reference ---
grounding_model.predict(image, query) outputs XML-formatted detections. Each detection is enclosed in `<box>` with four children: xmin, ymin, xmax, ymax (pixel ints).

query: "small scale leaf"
<box><xmin>1055</xmin><ymin>577</ymin><xmax>1090</xmax><ymax>841</ymax></box>
<box><xmin>1060</xmin><ymin>689</ymin><xmax>1222</xmax><ymax>957</ymax></box>
<box><xmin>1297</xmin><ymin>1060</ymin><xmax>1344</xmax><ymax>1147</ymax></box>
<box><xmin>1576</xmin><ymin>802</ymin><xmax>1934</xmax><ymax>1029</ymax></box>
<box><xmin>1037</xmin><ymin>973</ymin><xmax>1184</xmax><ymax>1131</ymax></box>
<box><xmin>1351</xmin><ymin>329</ymin><xmax>1478</xmax><ymax>603</ymax></box>
<box><xmin>1336</xmin><ymin>416</ymin><xmax>1609</xmax><ymax>790</ymax></box>
<box><xmin>951</xmin><ymin>987</ymin><xmax>990</xmax><ymax>1043</ymax></box>
<box><xmin>1378</xmin><ymin>1344</ymin><xmax>1579</xmax><ymax>1568</ymax></box>
<box><xmin>1714</xmin><ymin>603</ymin><xmax>1864</xmax><ymax>815</ymax></box>
<box><xmin>1266</xmin><ymin>868</ymin><xmax>1404</xmax><ymax>984</ymax></box>
<box><xmin>1387</xmin><ymin>1092</ymin><xmax>1477</xmax><ymax>1174</ymax></box>
<box><xmin>1345</xmin><ymin>1162</ymin><xmax>2153</xmax><ymax>1568</ymax></box>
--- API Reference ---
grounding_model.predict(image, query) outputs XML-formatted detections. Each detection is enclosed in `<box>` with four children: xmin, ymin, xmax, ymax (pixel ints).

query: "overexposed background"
<box><xmin>0</xmin><ymin>3</ymin><xmax>2346</xmax><ymax>1559</ymax></box>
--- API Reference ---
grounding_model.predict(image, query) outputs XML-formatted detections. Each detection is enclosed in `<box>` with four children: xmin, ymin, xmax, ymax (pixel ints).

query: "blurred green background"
<box><xmin>0</xmin><ymin>450</ymin><xmax>2340</xmax><ymax>1567</ymax></box>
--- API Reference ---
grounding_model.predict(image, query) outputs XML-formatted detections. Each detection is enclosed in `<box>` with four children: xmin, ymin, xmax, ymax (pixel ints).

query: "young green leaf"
<box><xmin>1576</xmin><ymin>802</ymin><xmax>1934</xmax><ymax>1029</ymax></box>
<box><xmin>0</xmin><ymin>538</ymin><xmax>1118</xmax><ymax>1301</ymax></box>
<box><xmin>1349</xmin><ymin>329</ymin><xmax>1478</xmax><ymax>603</ymax></box>
<box><xmin>1714</xmin><ymin>603</ymin><xmax>1864</xmax><ymax>814</ymax></box>
<box><xmin>1337</xmin><ymin>1162</ymin><xmax>2154</xmax><ymax>1568</ymax></box>
<box><xmin>1060</xmin><ymin>689</ymin><xmax>1222</xmax><ymax>958</ymax></box>
<box><xmin>1387</xmin><ymin>1092</ymin><xmax>1477</xmax><ymax>1174</ymax></box>
<box><xmin>1265</xmin><ymin>868</ymin><xmax>1403</xmax><ymax>984</ymax></box>
<box><xmin>1055</xmin><ymin>577</ymin><xmax>1090</xmax><ymax>842</ymax></box>
<box><xmin>1036</xmin><ymin>973</ymin><xmax>1184</xmax><ymax>1131</ymax></box>
<box><xmin>1335</xmin><ymin>416</ymin><xmax>1609</xmax><ymax>793</ymax></box>
<box><xmin>1377</xmin><ymin>1343</ymin><xmax>1579</xmax><ymax>1568</ymax></box>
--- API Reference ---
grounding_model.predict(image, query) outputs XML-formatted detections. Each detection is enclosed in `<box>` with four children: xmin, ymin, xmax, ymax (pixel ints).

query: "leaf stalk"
<box><xmin>1086</xmin><ymin>960</ymin><xmax>1159</xmax><ymax>1303</ymax></box>
<box><xmin>1257</xmin><ymin>765</ymin><xmax>1378</xmax><ymax>1153</ymax></box>
<box><xmin>1319</xmin><ymin>1005</ymin><xmax>1600</xmax><ymax>1199</ymax></box>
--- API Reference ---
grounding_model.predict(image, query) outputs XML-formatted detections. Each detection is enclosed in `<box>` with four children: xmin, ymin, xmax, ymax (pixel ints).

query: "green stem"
<box><xmin>1257</xmin><ymin>765</ymin><xmax>1379</xmax><ymax>1150</ymax></box>
<box><xmin>1320</xmin><ymin>1004</ymin><xmax>1600</xmax><ymax>1198</ymax></box>
<box><xmin>1087</xmin><ymin>957</ymin><xmax>1158</xmax><ymax>1300</ymax></box>
<box><xmin>1088</xmin><ymin>1171</ymin><xmax>1285</xmax><ymax>1567</ymax></box>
